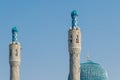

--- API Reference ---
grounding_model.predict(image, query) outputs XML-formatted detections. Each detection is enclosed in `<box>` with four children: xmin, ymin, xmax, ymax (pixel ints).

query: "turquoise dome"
<box><xmin>80</xmin><ymin>61</ymin><xmax>108</xmax><ymax>80</ymax></box>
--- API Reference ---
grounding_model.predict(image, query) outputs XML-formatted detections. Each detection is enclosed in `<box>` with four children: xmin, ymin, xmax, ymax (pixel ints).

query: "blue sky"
<box><xmin>0</xmin><ymin>0</ymin><xmax>120</xmax><ymax>80</ymax></box>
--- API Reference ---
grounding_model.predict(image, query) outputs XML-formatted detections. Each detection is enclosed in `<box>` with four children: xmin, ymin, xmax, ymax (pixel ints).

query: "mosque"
<box><xmin>68</xmin><ymin>10</ymin><xmax>108</xmax><ymax>80</ymax></box>
<box><xmin>9</xmin><ymin>10</ymin><xmax>108</xmax><ymax>80</ymax></box>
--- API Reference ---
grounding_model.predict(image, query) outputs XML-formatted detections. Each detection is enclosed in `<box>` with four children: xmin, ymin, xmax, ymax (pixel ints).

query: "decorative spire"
<box><xmin>12</xmin><ymin>27</ymin><xmax>18</xmax><ymax>42</ymax></box>
<box><xmin>71</xmin><ymin>10</ymin><xmax>78</xmax><ymax>28</ymax></box>
<box><xmin>86</xmin><ymin>54</ymin><xmax>90</xmax><ymax>61</ymax></box>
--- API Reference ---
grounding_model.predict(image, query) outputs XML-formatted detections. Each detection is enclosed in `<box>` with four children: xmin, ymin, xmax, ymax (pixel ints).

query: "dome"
<box><xmin>80</xmin><ymin>61</ymin><xmax>108</xmax><ymax>80</ymax></box>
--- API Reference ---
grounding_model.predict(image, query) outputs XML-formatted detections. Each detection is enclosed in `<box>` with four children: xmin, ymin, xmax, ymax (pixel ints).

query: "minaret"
<box><xmin>68</xmin><ymin>10</ymin><xmax>81</xmax><ymax>80</ymax></box>
<box><xmin>9</xmin><ymin>27</ymin><xmax>21</xmax><ymax>80</ymax></box>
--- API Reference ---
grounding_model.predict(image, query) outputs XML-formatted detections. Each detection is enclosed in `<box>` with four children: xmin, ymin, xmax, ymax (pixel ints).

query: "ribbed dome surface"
<box><xmin>80</xmin><ymin>61</ymin><xmax>108</xmax><ymax>80</ymax></box>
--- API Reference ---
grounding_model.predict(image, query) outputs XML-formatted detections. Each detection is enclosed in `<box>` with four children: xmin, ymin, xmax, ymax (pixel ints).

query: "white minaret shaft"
<box><xmin>68</xmin><ymin>10</ymin><xmax>81</xmax><ymax>80</ymax></box>
<box><xmin>9</xmin><ymin>27</ymin><xmax>21</xmax><ymax>80</ymax></box>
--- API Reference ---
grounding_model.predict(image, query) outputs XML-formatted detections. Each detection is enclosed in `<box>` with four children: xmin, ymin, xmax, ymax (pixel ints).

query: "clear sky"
<box><xmin>0</xmin><ymin>0</ymin><xmax>120</xmax><ymax>80</ymax></box>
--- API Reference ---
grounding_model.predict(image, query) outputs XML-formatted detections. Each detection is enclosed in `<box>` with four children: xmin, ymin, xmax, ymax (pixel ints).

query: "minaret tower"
<box><xmin>68</xmin><ymin>10</ymin><xmax>81</xmax><ymax>80</ymax></box>
<box><xmin>9</xmin><ymin>27</ymin><xmax>21</xmax><ymax>80</ymax></box>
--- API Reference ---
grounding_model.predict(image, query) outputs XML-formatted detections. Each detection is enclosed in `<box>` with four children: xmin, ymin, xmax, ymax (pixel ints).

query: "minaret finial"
<box><xmin>71</xmin><ymin>10</ymin><xmax>78</xmax><ymax>28</ymax></box>
<box><xmin>86</xmin><ymin>54</ymin><xmax>90</xmax><ymax>61</ymax></box>
<box><xmin>12</xmin><ymin>27</ymin><xmax>18</xmax><ymax>42</ymax></box>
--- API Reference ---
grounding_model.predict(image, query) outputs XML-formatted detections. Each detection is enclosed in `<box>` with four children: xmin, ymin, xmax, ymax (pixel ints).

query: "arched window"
<box><xmin>76</xmin><ymin>35</ymin><xmax>79</xmax><ymax>43</ymax></box>
<box><xmin>16</xmin><ymin>49</ymin><xmax>18</xmax><ymax>56</ymax></box>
